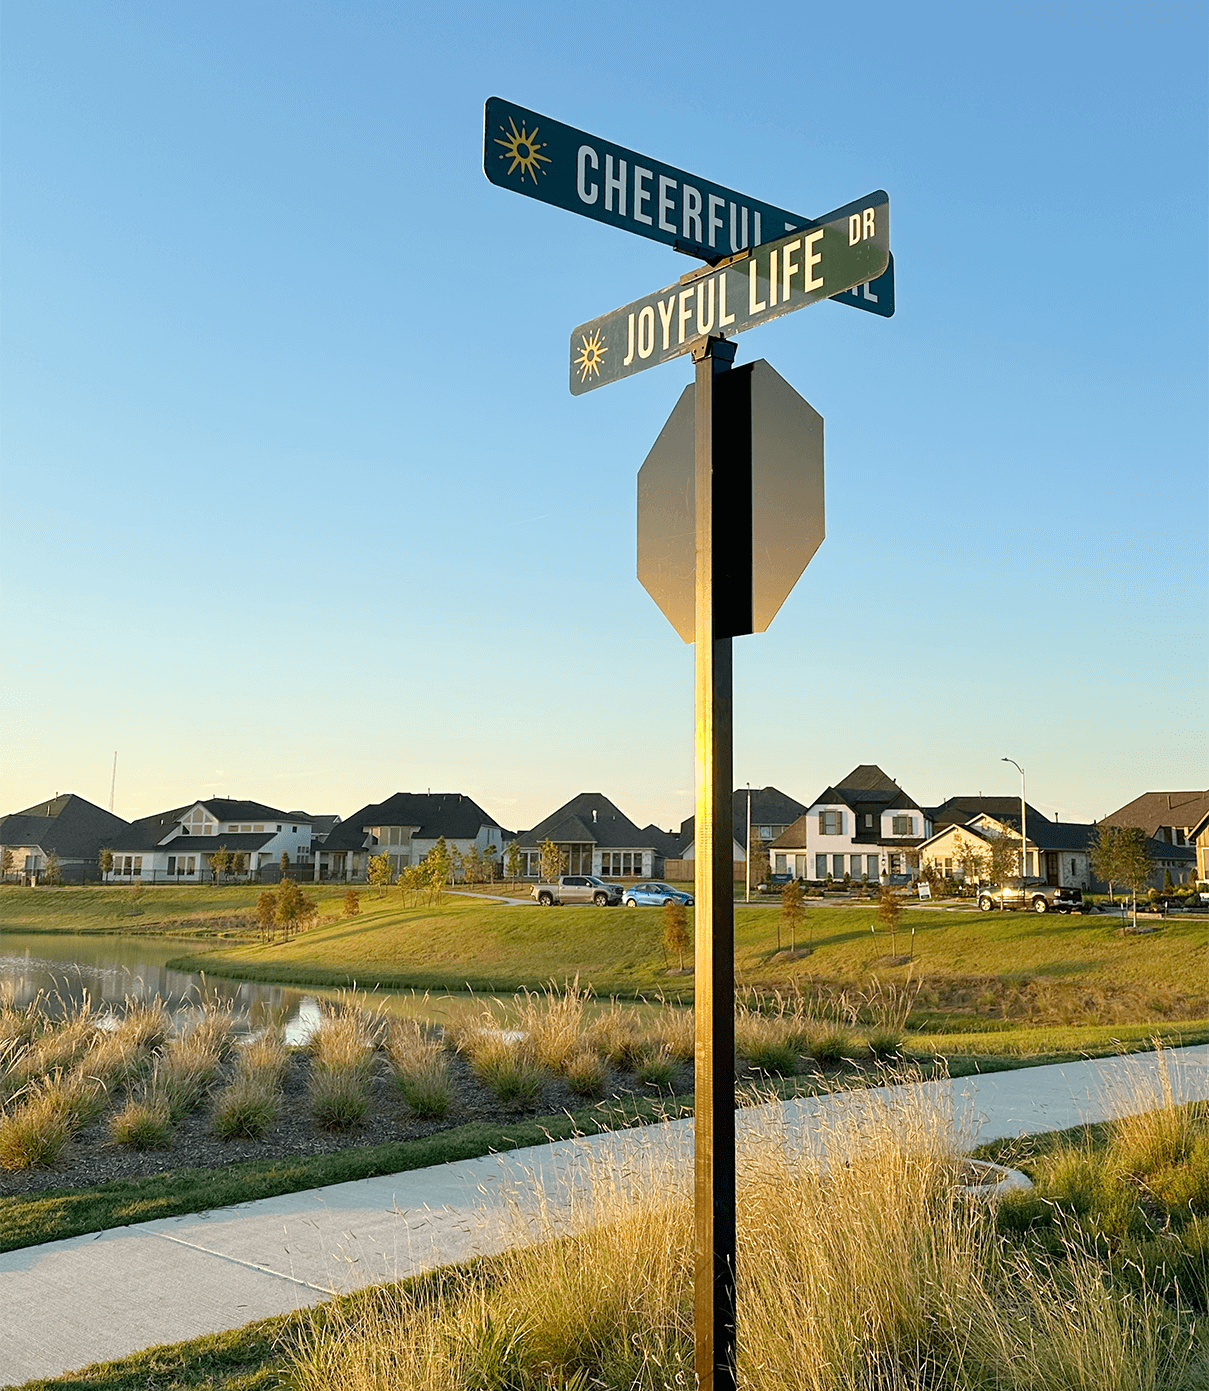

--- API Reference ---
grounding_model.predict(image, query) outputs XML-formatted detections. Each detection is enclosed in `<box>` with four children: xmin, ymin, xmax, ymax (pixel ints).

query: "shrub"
<box><xmin>344</xmin><ymin>889</ymin><xmax>361</xmax><ymax>917</ymax></box>
<box><xmin>866</xmin><ymin>1027</ymin><xmax>903</xmax><ymax>1061</ymax></box>
<box><xmin>808</xmin><ymin>1027</ymin><xmax>853</xmax><ymax>1065</ymax></box>
<box><xmin>110</xmin><ymin>1098</ymin><xmax>173</xmax><ymax>1150</ymax></box>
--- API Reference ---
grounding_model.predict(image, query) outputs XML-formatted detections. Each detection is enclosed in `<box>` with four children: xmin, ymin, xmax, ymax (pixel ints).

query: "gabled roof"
<box><xmin>641</xmin><ymin>824</ymin><xmax>689</xmax><ymax>860</ymax></box>
<box><xmin>151</xmin><ymin>833</ymin><xmax>276</xmax><ymax>853</ymax></box>
<box><xmin>1098</xmin><ymin>791</ymin><xmax>1209</xmax><ymax>839</ymax></box>
<box><xmin>930</xmin><ymin>796</ymin><xmax>1046</xmax><ymax>831</ymax></box>
<box><xmin>0</xmin><ymin>794</ymin><xmax>130</xmax><ymax>859</ymax></box>
<box><xmin>927</xmin><ymin>808</ymin><xmax>1100</xmax><ymax>854</ymax></box>
<box><xmin>810</xmin><ymin>765</ymin><xmax>922</xmax><ymax>812</ymax></box>
<box><xmin>323</xmin><ymin>792</ymin><xmax>501</xmax><ymax>852</ymax></box>
<box><xmin>195</xmin><ymin>798</ymin><xmax>305</xmax><ymax>823</ymax></box>
<box><xmin>519</xmin><ymin>793</ymin><xmax>652</xmax><ymax>849</ymax></box>
<box><xmin>679</xmin><ymin>786</ymin><xmax>808</xmax><ymax>849</ymax></box>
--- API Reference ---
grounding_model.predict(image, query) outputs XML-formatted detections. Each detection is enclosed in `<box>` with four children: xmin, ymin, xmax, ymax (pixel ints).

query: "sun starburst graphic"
<box><xmin>574</xmin><ymin>329</ymin><xmax>608</xmax><ymax>382</ymax></box>
<box><xmin>495</xmin><ymin>117</ymin><xmax>550</xmax><ymax>184</ymax></box>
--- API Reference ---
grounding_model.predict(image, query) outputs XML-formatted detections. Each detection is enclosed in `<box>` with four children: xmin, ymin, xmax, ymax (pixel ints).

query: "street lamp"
<box><xmin>1001</xmin><ymin>757</ymin><xmax>1028</xmax><ymax>879</ymax></box>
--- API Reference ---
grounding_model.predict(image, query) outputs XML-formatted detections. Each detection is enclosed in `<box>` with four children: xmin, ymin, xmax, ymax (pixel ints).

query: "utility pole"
<box><xmin>109</xmin><ymin>751</ymin><xmax>118</xmax><ymax>814</ymax></box>
<box><xmin>745</xmin><ymin>784</ymin><xmax>752</xmax><ymax>904</ymax></box>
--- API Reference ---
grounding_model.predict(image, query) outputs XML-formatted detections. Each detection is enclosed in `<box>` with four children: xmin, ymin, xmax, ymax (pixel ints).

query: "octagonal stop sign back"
<box><xmin>637</xmin><ymin>359</ymin><xmax>824</xmax><ymax>642</ymax></box>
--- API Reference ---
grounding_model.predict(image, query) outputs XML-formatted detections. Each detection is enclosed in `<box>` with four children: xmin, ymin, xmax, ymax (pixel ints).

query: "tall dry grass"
<box><xmin>309</xmin><ymin>1005</ymin><xmax>376</xmax><ymax>1129</ymax></box>
<box><xmin>386</xmin><ymin>1021</ymin><xmax>453</xmax><ymax>1119</ymax></box>
<box><xmin>213</xmin><ymin>1027</ymin><xmax>290</xmax><ymax>1140</ymax></box>
<box><xmin>288</xmin><ymin>1082</ymin><xmax>1206</xmax><ymax>1390</ymax></box>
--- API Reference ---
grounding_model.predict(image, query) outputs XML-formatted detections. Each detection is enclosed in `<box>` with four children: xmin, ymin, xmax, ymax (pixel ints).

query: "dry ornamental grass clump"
<box><xmin>386</xmin><ymin>1020</ymin><xmax>453</xmax><ymax>1119</ymax></box>
<box><xmin>289</xmin><ymin>1082</ymin><xmax>1207</xmax><ymax>1391</ymax></box>
<box><xmin>109</xmin><ymin>1097</ymin><xmax>173</xmax><ymax>1150</ymax></box>
<box><xmin>213</xmin><ymin>1027</ymin><xmax>289</xmax><ymax>1141</ymax></box>
<box><xmin>308</xmin><ymin>1007</ymin><xmax>376</xmax><ymax>1130</ymax></box>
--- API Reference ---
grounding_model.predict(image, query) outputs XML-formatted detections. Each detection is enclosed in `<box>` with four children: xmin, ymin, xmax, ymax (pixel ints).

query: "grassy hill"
<box><xmin>166</xmin><ymin>894</ymin><xmax>1209</xmax><ymax>1015</ymax></box>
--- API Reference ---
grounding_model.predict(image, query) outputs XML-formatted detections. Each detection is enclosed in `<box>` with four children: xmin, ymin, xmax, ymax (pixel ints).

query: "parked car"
<box><xmin>976</xmin><ymin>878</ymin><xmax>1084</xmax><ymax>914</ymax></box>
<box><xmin>531</xmin><ymin>875</ymin><xmax>622</xmax><ymax>907</ymax></box>
<box><xmin>621</xmin><ymin>881</ymin><xmax>695</xmax><ymax>908</ymax></box>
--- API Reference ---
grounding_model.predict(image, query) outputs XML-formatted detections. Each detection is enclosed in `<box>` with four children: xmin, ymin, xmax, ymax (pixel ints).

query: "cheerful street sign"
<box><xmin>569</xmin><ymin>192</ymin><xmax>889</xmax><ymax>394</ymax></box>
<box><xmin>637</xmin><ymin>360</ymin><xmax>824</xmax><ymax>641</ymax></box>
<box><xmin>484</xmin><ymin>96</ymin><xmax>893</xmax><ymax>317</ymax></box>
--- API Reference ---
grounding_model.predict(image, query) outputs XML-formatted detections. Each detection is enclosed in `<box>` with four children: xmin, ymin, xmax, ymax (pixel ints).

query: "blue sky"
<box><xmin>2</xmin><ymin>1</ymin><xmax>1205</xmax><ymax>834</ymax></box>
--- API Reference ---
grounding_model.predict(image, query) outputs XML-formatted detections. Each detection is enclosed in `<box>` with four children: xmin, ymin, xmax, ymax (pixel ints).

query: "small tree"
<box><xmin>279</xmin><ymin>850</ymin><xmax>291</xmax><ymax>880</ymax></box>
<box><xmin>208</xmin><ymin>848</ymin><xmax>231</xmax><ymax>884</ymax></box>
<box><xmin>449</xmin><ymin>846</ymin><xmax>465</xmax><ymax>885</ymax></box>
<box><xmin>367</xmin><ymin>852</ymin><xmax>393</xmax><ymax>898</ymax></box>
<box><xmin>504</xmin><ymin>839</ymin><xmax>523</xmax><ymax>886</ymax></box>
<box><xmin>1091</xmin><ymin>824</ymin><xmax>1154</xmax><ymax>932</ymax></box>
<box><xmin>343</xmin><ymin>888</ymin><xmax>361</xmax><ymax>918</ymax></box>
<box><xmin>484</xmin><ymin>842</ymin><xmax>499</xmax><ymax>882</ymax></box>
<box><xmin>276</xmin><ymin>878</ymin><xmax>314</xmax><ymax>938</ymax></box>
<box><xmin>98</xmin><ymin>847</ymin><xmax>114</xmax><ymax>882</ymax></box>
<box><xmin>955</xmin><ymin>837</ymin><xmax>991</xmax><ymax>891</ymax></box>
<box><xmin>1163</xmin><ymin>869</ymin><xmax>1174</xmax><ymax>893</ymax></box>
<box><xmin>256</xmin><ymin>889</ymin><xmax>278</xmax><ymax>941</ymax></box>
<box><xmin>399</xmin><ymin>863</ymin><xmax>426</xmax><ymax>904</ymax></box>
<box><xmin>748</xmin><ymin>834</ymin><xmax>770</xmax><ymax>890</ymax></box>
<box><xmin>41</xmin><ymin>851</ymin><xmax>62</xmax><ymax>885</ymax></box>
<box><xmin>0</xmin><ymin>847</ymin><xmax>13</xmax><ymax>882</ymax></box>
<box><xmin>781</xmin><ymin>879</ymin><xmax>806</xmax><ymax>954</ymax></box>
<box><xmin>538</xmin><ymin>838</ymin><xmax>566</xmax><ymax>884</ymax></box>
<box><xmin>877</xmin><ymin>883</ymin><xmax>901</xmax><ymax>957</ymax></box>
<box><xmin>662</xmin><ymin>898</ymin><xmax>690</xmax><ymax>971</ymax></box>
<box><xmin>988</xmin><ymin>829</ymin><xmax>1023</xmax><ymax>885</ymax></box>
<box><xmin>230</xmin><ymin>850</ymin><xmax>247</xmax><ymax>879</ymax></box>
<box><xmin>424</xmin><ymin>837</ymin><xmax>453</xmax><ymax>901</ymax></box>
<box><xmin>463</xmin><ymin>844</ymin><xmax>484</xmax><ymax>886</ymax></box>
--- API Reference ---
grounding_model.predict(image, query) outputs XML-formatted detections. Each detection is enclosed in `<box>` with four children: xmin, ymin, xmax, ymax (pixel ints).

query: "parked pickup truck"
<box><xmin>531</xmin><ymin>875</ymin><xmax>622</xmax><ymax>907</ymax></box>
<box><xmin>976</xmin><ymin>878</ymin><xmax>1084</xmax><ymax>914</ymax></box>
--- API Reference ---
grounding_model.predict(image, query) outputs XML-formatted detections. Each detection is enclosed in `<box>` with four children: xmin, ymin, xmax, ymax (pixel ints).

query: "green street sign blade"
<box><xmin>569</xmin><ymin>193</ymin><xmax>889</xmax><ymax>394</ymax></box>
<box><xmin>484</xmin><ymin>96</ymin><xmax>893</xmax><ymax>318</ymax></box>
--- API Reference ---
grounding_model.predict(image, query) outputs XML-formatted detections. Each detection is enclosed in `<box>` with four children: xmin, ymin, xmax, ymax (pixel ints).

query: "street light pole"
<box><xmin>745</xmin><ymin>785</ymin><xmax>752</xmax><ymax>904</ymax></box>
<box><xmin>1002</xmin><ymin>757</ymin><xmax>1027</xmax><ymax>879</ymax></box>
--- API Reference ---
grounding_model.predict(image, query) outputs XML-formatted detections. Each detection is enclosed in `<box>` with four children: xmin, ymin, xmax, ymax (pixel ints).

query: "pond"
<box><xmin>0</xmin><ymin>932</ymin><xmax>678</xmax><ymax>1044</ymax></box>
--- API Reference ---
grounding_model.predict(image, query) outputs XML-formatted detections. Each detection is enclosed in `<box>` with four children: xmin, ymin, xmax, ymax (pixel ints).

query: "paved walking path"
<box><xmin>3</xmin><ymin>1045</ymin><xmax>1207</xmax><ymax>1387</ymax></box>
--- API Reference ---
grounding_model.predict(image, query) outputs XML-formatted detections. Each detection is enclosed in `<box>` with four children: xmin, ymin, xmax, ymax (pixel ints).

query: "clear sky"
<box><xmin>2</xmin><ymin>2</ymin><xmax>1205</xmax><ymax>835</ymax></box>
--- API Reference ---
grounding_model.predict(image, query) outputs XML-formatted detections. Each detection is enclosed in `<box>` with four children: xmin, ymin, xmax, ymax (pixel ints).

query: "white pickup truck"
<box><xmin>531</xmin><ymin>875</ymin><xmax>622</xmax><ymax>907</ymax></box>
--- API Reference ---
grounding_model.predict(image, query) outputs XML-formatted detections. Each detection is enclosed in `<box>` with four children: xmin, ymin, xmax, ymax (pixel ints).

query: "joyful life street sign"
<box><xmin>569</xmin><ymin>192</ymin><xmax>889</xmax><ymax>394</ymax></box>
<box><xmin>483</xmin><ymin>96</ymin><xmax>893</xmax><ymax>317</ymax></box>
<box><xmin>637</xmin><ymin>360</ymin><xmax>824</xmax><ymax>642</ymax></box>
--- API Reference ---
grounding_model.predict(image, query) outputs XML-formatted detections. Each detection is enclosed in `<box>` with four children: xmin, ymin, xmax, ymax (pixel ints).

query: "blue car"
<box><xmin>621</xmin><ymin>881</ymin><xmax>694</xmax><ymax>908</ymax></box>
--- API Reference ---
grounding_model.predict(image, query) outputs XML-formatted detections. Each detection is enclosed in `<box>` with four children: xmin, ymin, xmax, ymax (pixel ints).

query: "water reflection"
<box><xmin>0</xmin><ymin>933</ymin><xmax>679</xmax><ymax>1043</ymax></box>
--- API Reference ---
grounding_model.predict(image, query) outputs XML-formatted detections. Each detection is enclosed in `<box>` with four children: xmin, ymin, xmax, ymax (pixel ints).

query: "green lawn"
<box><xmin>163</xmin><ymin>894</ymin><xmax>1209</xmax><ymax>1003</ymax></box>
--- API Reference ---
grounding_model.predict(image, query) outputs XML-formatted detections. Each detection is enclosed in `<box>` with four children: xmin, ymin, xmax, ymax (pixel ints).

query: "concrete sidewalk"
<box><xmin>3</xmin><ymin>1046</ymin><xmax>1207</xmax><ymax>1386</ymax></box>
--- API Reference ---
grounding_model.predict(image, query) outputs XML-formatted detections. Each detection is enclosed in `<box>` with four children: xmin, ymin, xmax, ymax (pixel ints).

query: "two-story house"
<box><xmin>106</xmin><ymin>799</ymin><xmax>314</xmax><ymax>882</ymax></box>
<box><xmin>1096</xmin><ymin>791</ymin><xmax>1206</xmax><ymax>886</ymax></box>
<box><xmin>768</xmin><ymin>765</ymin><xmax>929</xmax><ymax>883</ymax></box>
<box><xmin>315</xmin><ymin>792</ymin><xmax>505</xmax><ymax>882</ymax></box>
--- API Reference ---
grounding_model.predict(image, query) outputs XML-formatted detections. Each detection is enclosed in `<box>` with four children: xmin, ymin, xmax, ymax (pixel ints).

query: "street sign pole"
<box><xmin>692</xmin><ymin>334</ymin><xmax>738</xmax><ymax>1391</ymax></box>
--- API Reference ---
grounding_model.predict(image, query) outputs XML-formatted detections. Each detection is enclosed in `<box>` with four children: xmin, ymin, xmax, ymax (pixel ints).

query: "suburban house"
<box><xmin>315</xmin><ymin>792</ymin><xmax>505</xmax><ymax>882</ymax></box>
<box><xmin>106</xmin><ymin>800</ymin><xmax>314</xmax><ymax>882</ymax></box>
<box><xmin>919</xmin><ymin>799</ymin><xmax>1096</xmax><ymax>888</ymax></box>
<box><xmin>1095</xmin><ymin>790</ymin><xmax>1206</xmax><ymax>886</ymax></box>
<box><xmin>674</xmin><ymin>786</ymin><xmax>808</xmax><ymax>877</ymax></box>
<box><xmin>0</xmin><ymin>794</ymin><xmax>130</xmax><ymax>884</ymax></box>
<box><xmin>514</xmin><ymin>793</ymin><xmax>667</xmax><ymax>880</ymax></box>
<box><xmin>1188</xmin><ymin>808</ymin><xmax>1209</xmax><ymax>885</ymax></box>
<box><xmin>769</xmin><ymin>765</ymin><xmax>930</xmax><ymax>883</ymax></box>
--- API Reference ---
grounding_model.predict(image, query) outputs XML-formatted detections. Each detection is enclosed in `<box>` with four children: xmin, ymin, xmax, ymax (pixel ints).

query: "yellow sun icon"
<box><xmin>575</xmin><ymin>330</ymin><xmax>608</xmax><ymax>382</ymax></box>
<box><xmin>495</xmin><ymin>117</ymin><xmax>550</xmax><ymax>184</ymax></box>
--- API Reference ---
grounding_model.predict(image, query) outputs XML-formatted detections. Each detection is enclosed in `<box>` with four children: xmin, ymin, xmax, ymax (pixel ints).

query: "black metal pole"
<box><xmin>693</xmin><ymin>333</ymin><xmax>737</xmax><ymax>1391</ymax></box>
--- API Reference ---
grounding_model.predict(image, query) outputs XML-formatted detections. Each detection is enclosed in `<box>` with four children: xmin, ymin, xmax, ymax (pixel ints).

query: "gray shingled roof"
<box><xmin>1098</xmin><ymin>791</ymin><xmax>1209</xmax><ymax>839</ymax></box>
<box><xmin>0</xmin><ymin>794</ymin><xmax>130</xmax><ymax>860</ymax></box>
<box><xmin>323</xmin><ymin>793</ymin><xmax>501</xmax><ymax>852</ymax></box>
<box><xmin>519</xmin><ymin>793</ymin><xmax>652</xmax><ymax>850</ymax></box>
<box><xmin>679</xmin><ymin>785</ymin><xmax>808</xmax><ymax>849</ymax></box>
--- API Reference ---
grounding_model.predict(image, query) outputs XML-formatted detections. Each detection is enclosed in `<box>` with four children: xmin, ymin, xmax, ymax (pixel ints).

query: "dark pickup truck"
<box><xmin>977</xmin><ymin>878</ymin><xmax>1084</xmax><ymax>914</ymax></box>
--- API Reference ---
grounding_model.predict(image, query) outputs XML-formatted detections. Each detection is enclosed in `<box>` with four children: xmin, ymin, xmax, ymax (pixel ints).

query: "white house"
<box><xmin>107</xmin><ymin>799</ymin><xmax>314</xmax><ymax>882</ymax></box>
<box><xmin>769</xmin><ymin>764</ymin><xmax>930</xmax><ymax>883</ymax></box>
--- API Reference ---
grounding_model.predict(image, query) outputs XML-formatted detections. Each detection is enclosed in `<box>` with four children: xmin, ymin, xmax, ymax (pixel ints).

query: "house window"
<box><xmin>850</xmin><ymin>854</ymin><xmax>862</xmax><ymax>876</ymax></box>
<box><xmin>831</xmin><ymin>854</ymin><xmax>843</xmax><ymax>877</ymax></box>
<box><xmin>868</xmin><ymin>855</ymin><xmax>879</xmax><ymax>879</ymax></box>
<box><xmin>815</xmin><ymin>854</ymin><xmax>827</xmax><ymax>879</ymax></box>
<box><xmin>864</xmin><ymin>813</ymin><xmax>873</xmax><ymax>828</ymax></box>
<box><xmin>944</xmin><ymin>858</ymin><xmax>953</xmax><ymax>876</ymax></box>
<box><xmin>133</xmin><ymin>856</ymin><xmax>143</xmax><ymax>877</ymax></box>
<box><xmin>891</xmin><ymin>815</ymin><xmax>915</xmax><ymax>836</ymax></box>
<box><xmin>758</xmin><ymin>825</ymin><xmax>773</xmax><ymax>840</ymax></box>
<box><xmin>775</xmin><ymin>855</ymin><xmax>787</xmax><ymax>873</ymax></box>
<box><xmin>1070</xmin><ymin>858</ymin><xmax>1077</xmax><ymax>876</ymax></box>
<box><xmin>889</xmin><ymin>854</ymin><xmax>903</xmax><ymax>874</ymax></box>
<box><xmin>819</xmin><ymin>810</ymin><xmax>842</xmax><ymax>836</ymax></box>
